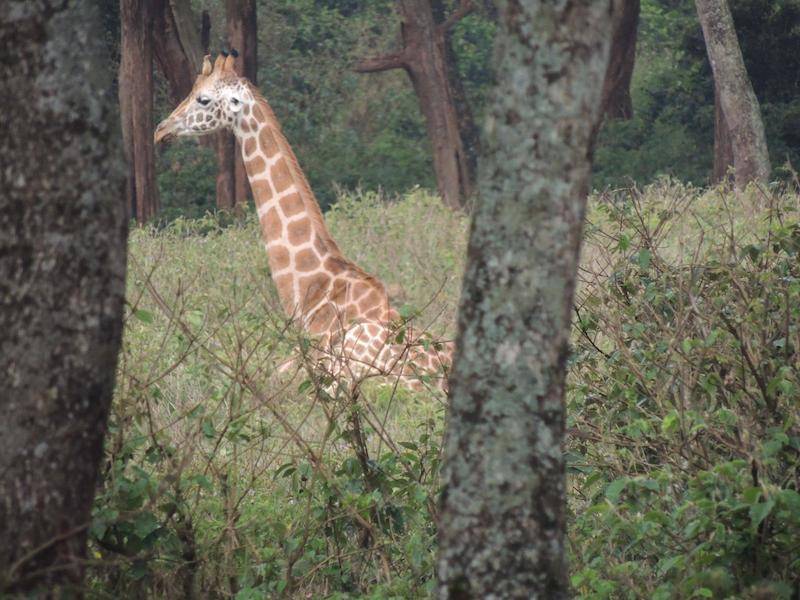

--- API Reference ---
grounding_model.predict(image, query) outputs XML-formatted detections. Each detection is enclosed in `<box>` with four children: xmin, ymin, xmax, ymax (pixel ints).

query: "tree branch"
<box><xmin>353</xmin><ymin>52</ymin><xmax>407</xmax><ymax>73</ymax></box>
<box><xmin>439</xmin><ymin>0</ymin><xmax>475</xmax><ymax>33</ymax></box>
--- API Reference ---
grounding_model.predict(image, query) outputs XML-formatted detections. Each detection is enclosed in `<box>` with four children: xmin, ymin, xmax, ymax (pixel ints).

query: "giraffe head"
<box><xmin>154</xmin><ymin>51</ymin><xmax>251</xmax><ymax>144</ymax></box>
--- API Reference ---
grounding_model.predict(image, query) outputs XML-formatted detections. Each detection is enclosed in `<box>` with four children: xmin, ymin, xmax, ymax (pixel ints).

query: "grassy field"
<box><xmin>89</xmin><ymin>183</ymin><xmax>800</xmax><ymax>599</ymax></box>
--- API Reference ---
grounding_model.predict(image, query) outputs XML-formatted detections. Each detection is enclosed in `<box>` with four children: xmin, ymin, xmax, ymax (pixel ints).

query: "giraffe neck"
<box><xmin>233</xmin><ymin>86</ymin><xmax>394</xmax><ymax>334</ymax></box>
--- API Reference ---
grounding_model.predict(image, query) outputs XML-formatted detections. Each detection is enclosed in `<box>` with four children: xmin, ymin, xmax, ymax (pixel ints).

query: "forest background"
<box><xmin>3</xmin><ymin>1</ymin><xmax>800</xmax><ymax>598</ymax></box>
<box><xmin>102</xmin><ymin>0</ymin><xmax>800</xmax><ymax>219</ymax></box>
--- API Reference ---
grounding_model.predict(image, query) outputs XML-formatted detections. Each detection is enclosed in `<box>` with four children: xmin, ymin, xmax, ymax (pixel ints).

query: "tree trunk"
<box><xmin>120</xmin><ymin>0</ymin><xmax>160</xmax><ymax>222</ymax></box>
<box><xmin>0</xmin><ymin>2</ymin><xmax>128</xmax><ymax>595</ymax></box>
<box><xmin>153</xmin><ymin>0</ymin><xmax>204</xmax><ymax>103</ymax></box>
<box><xmin>355</xmin><ymin>0</ymin><xmax>477</xmax><ymax>210</ymax></box>
<box><xmin>432</xmin><ymin>0</ymin><xmax>481</xmax><ymax>184</ymax></box>
<box><xmin>695</xmin><ymin>0</ymin><xmax>770</xmax><ymax>188</ymax></box>
<box><xmin>436</xmin><ymin>0</ymin><xmax>613</xmax><ymax>598</ymax></box>
<box><xmin>152</xmin><ymin>0</ymin><xmax>240</xmax><ymax>212</ymax></box>
<box><xmin>602</xmin><ymin>0</ymin><xmax>639</xmax><ymax>120</ymax></box>
<box><xmin>713</xmin><ymin>81</ymin><xmax>735</xmax><ymax>184</ymax></box>
<box><xmin>226</xmin><ymin>0</ymin><xmax>258</xmax><ymax>212</ymax></box>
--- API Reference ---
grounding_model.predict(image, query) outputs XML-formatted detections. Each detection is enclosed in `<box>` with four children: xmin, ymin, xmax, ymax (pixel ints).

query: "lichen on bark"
<box><xmin>0</xmin><ymin>1</ymin><xmax>127</xmax><ymax>593</ymax></box>
<box><xmin>436</xmin><ymin>1</ymin><xmax>613</xmax><ymax>598</ymax></box>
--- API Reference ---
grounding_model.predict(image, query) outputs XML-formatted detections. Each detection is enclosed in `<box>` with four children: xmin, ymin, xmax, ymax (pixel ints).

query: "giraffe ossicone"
<box><xmin>154</xmin><ymin>52</ymin><xmax>453</xmax><ymax>392</ymax></box>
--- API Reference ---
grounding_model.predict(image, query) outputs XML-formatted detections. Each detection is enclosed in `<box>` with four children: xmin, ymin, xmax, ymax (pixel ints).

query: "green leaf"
<box><xmin>201</xmin><ymin>418</ymin><xmax>216</xmax><ymax>439</ymax></box>
<box><xmin>189</xmin><ymin>474</ymin><xmax>213</xmax><ymax>491</ymax></box>
<box><xmin>637</xmin><ymin>248</ymin><xmax>652</xmax><ymax>271</ymax></box>
<box><xmin>750</xmin><ymin>498</ymin><xmax>775</xmax><ymax>528</ymax></box>
<box><xmin>661</xmin><ymin>411</ymin><xmax>679</xmax><ymax>433</ymax></box>
<box><xmin>133</xmin><ymin>511</ymin><xmax>159</xmax><ymax>540</ymax></box>
<box><xmin>134</xmin><ymin>309</ymin><xmax>154</xmax><ymax>323</ymax></box>
<box><xmin>606</xmin><ymin>478</ymin><xmax>627</xmax><ymax>504</ymax></box>
<box><xmin>693</xmin><ymin>588</ymin><xmax>713</xmax><ymax>598</ymax></box>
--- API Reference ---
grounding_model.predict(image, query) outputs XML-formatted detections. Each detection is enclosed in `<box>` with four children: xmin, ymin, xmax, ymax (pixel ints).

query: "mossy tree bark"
<box><xmin>436</xmin><ymin>1</ymin><xmax>613</xmax><ymax>598</ymax></box>
<box><xmin>695</xmin><ymin>0</ymin><xmax>770</xmax><ymax>187</ymax></box>
<box><xmin>0</xmin><ymin>1</ymin><xmax>127</xmax><ymax>595</ymax></box>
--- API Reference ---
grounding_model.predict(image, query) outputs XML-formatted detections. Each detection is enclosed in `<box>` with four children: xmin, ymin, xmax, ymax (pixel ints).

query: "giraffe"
<box><xmin>154</xmin><ymin>51</ymin><xmax>452</xmax><ymax>392</ymax></box>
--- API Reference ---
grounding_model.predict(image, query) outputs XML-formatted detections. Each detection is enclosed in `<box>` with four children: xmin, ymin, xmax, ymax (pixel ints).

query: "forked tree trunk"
<box><xmin>355</xmin><ymin>0</ymin><xmax>477</xmax><ymax>210</ymax></box>
<box><xmin>227</xmin><ymin>0</ymin><xmax>258</xmax><ymax>211</ymax></box>
<box><xmin>153</xmin><ymin>0</ymin><xmax>258</xmax><ymax>214</ymax></box>
<box><xmin>153</xmin><ymin>0</ymin><xmax>204</xmax><ymax>102</ymax></box>
<box><xmin>120</xmin><ymin>0</ymin><xmax>160</xmax><ymax>222</ymax></box>
<box><xmin>695</xmin><ymin>0</ymin><xmax>770</xmax><ymax>187</ymax></box>
<box><xmin>436</xmin><ymin>0</ymin><xmax>613</xmax><ymax>598</ymax></box>
<box><xmin>0</xmin><ymin>2</ymin><xmax>127</xmax><ymax>594</ymax></box>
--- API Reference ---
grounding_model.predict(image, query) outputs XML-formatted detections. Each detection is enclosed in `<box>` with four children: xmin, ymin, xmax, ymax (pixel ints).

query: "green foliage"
<box><xmin>594</xmin><ymin>0</ymin><xmax>800</xmax><ymax>189</ymax></box>
<box><xmin>90</xmin><ymin>184</ymin><xmax>800</xmax><ymax>597</ymax></box>
<box><xmin>88</xmin><ymin>191</ymin><xmax>462</xmax><ymax>598</ymax></box>
<box><xmin>568</xmin><ymin>181</ymin><xmax>800</xmax><ymax>598</ymax></box>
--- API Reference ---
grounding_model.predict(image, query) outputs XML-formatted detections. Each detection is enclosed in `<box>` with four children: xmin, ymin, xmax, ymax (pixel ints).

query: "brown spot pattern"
<box><xmin>259</xmin><ymin>127</ymin><xmax>280</xmax><ymax>158</ymax></box>
<box><xmin>324</xmin><ymin>256</ymin><xmax>348</xmax><ymax>275</ymax></box>
<box><xmin>268</xmin><ymin>245</ymin><xmax>290</xmax><ymax>271</ymax></box>
<box><xmin>331</xmin><ymin>279</ymin><xmax>348</xmax><ymax>304</ymax></box>
<box><xmin>287</xmin><ymin>218</ymin><xmax>311</xmax><ymax>245</ymax></box>
<box><xmin>252</xmin><ymin>104</ymin><xmax>265</xmax><ymax>121</ymax></box>
<box><xmin>251</xmin><ymin>180</ymin><xmax>273</xmax><ymax>201</ymax></box>
<box><xmin>262</xmin><ymin>208</ymin><xmax>282</xmax><ymax>240</ymax></box>
<box><xmin>243</xmin><ymin>137</ymin><xmax>256</xmax><ymax>156</ymax></box>
<box><xmin>314</xmin><ymin>235</ymin><xmax>328</xmax><ymax>254</ymax></box>
<box><xmin>295</xmin><ymin>248</ymin><xmax>320</xmax><ymax>272</ymax></box>
<box><xmin>365</xmin><ymin>307</ymin><xmax>384</xmax><ymax>320</ymax></box>
<box><xmin>299</xmin><ymin>273</ymin><xmax>330</xmax><ymax>311</ymax></box>
<box><xmin>359</xmin><ymin>290</ymin><xmax>381</xmax><ymax>312</ymax></box>
<box><xmin>308</xmin><ymin>304</ymin><xmax>335</xmax><ymax>334</ymax></box>
<box><xmin>279</xmin><ymin>193</ymin><xmax>303</xmax><ymax>217</ymax></box>
<box><xmin>271</xmin><ymin>159</ymin><xmax>293</xmax><ymax>194</ymax></box>
<box><xmin>274</xmin><ymin>273</ymin><xmax>294</xmax><ymax>306</ymax></box>
<box><xmin>246</xmin><ymin>155</ymin><xmax>266</xmax><ymax>177</ymax></box>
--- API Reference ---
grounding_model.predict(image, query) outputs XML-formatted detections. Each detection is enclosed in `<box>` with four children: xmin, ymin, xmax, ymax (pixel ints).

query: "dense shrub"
<box><xmin>569</xmin><ymin>182</ymin><xmax>800</xmax><ymax>599</ymax></box>
<box><xmin>89</xmin><ymin>184</ymin><xmax>799</xmax><ymax>598</ymax></box>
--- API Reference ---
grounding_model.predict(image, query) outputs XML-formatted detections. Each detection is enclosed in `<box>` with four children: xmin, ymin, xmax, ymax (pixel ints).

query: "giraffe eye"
<box><xmin>197</xmin><ymin>96</ymin><xmax>211</xmax><ymax>106</ymax></box>
<box><xmin>231</xmin><ymin>97</ymin><xmax>240</xmax><ymax>105</ymax></box>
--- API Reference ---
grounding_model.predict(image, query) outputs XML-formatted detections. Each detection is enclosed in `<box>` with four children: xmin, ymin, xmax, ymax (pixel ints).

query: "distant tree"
<box><xmin>227</xmin><ymin>0</ymin><xmax>258</xmax><ymax>210</ymax></box>
<box><xmin>152</xmin><ymin>0</ymin><xmax>253</xmax><ymax>213</ymax></box>
<box><xmin>436</xmin><ymin>0</ymin><xmax>613</xmax><ymax>598</ymax></box>
<box><xmin>0</xmin><ymin>1</ymin><xmax>127</xmax><ymax>594</ymax></box>
<box><xmin>355</xmin><ymin>0</ymin><xmax>479</xmax><ymax>210</ymax></box>
<box><xmin>601</xmin><ymin>0</ymin><xmax>640</xmax><ymax>121</ymax></box>
<box><xmin>120</xmin><ymin>0</ymin><xmax>159</xmax><ymax>221</ymax></box>
<box><xmin>695</xmin><ymin>0</ymin><xmax>770</xmax><ymax>186</ymax></box>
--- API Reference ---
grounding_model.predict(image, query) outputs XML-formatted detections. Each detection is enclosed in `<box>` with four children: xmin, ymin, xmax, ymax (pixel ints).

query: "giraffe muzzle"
<box><xmin>154</xmin><ymin>119</ymin><xmax>178</xmax><ymax>144</ymax></box>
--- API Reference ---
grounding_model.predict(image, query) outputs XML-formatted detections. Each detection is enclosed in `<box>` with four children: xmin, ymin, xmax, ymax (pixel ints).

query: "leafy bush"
<box><xmin>89</xmin><ymin>184</ymin><xmax>799</xmax><ymax>598</ymax></box>
<box><xmin>569</xmin><ymin>181</ymin><xmax>800</xmax><ymax>599</ymax></box>
<box><xmin>88</xmin><ymin>191</ymin><xmax>461</xmax><ymax>598</ymax></box>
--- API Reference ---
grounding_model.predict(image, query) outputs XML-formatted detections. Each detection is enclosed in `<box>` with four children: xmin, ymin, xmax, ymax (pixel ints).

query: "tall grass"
<box><xmin>89</xmin><ymin>183</ymin><xmax>799</xmax><ymax>599</ymax></box>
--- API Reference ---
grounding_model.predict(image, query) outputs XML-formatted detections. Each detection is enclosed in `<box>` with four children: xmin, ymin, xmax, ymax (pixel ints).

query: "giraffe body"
<box><xmin>155</xmin><ymin>53</ymin><xmax>451</xmax><ymax>390</ymax></box>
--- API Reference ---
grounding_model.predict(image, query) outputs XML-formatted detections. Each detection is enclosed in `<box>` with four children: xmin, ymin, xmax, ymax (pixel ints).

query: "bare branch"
<box><xmin>439</xmin><ymin>0</ymin><xmax>475</xmax><ymax>32</ymax></box>
<box><xmin>353</xmin><ymin>52</ymin><xmax>407</xmax><ymax>73</ymax></box>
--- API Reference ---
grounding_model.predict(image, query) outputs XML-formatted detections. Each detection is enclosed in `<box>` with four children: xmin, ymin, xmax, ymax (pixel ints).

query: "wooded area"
<box><xmin>1</xmin><ymin>0</ymin><xmax>799</xmax><ymax>598</ymax></box>
<box><xmin>108</xmin><ymin>0</ymin><xmax>800</xmax><ymax>222</ymax></box>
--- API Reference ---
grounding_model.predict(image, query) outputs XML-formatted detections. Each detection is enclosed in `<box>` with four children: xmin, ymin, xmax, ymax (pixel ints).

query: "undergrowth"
<box><xmin>88</xmin><ymin>184</ymin><xmax>800</xmax><ymax>599</ymax></box>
